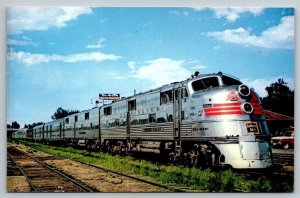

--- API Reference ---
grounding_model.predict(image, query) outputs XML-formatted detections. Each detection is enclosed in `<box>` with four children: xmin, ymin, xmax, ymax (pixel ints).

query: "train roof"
<box><xmin>14</xmin><ymin>128</ymin><xmax>29</xmax><ymax>133</ymax></box>
<box><xmin>44</xmin><ymin>118</ymin><xmax>64</xmax><ymax>125</ymax></box>
<box><xmin>33</xmin><ymin>124</ymin><xmax>45</xmax><ymax>129</ymax></box>
<box><xmin>39</xmin><ymin>72</ymin><xmax>240</xmax><ymax>122</ymax></box>
<box><xmin>107</xmin><ymin>71</ymin><xmax>240</xmax><ymax>103</ymax></box>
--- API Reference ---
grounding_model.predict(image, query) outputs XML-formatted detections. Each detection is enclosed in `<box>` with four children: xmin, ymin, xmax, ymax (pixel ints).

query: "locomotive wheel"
<box><xmin>189</xmin><ymin>150</ymin><xmax>198</xmax><ymax>167</ymax></box>
<box><xmin>198</xmin><ymin>152</ymin><xmax>209</xmax><ymax>169</ymax></box>
<box><xmin>193</xmin><ymin>155</ymin><xmax>200</xmax><ymax>168</ymax></box>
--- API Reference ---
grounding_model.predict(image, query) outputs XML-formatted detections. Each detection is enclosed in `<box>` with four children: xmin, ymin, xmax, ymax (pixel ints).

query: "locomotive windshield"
<box><xmin>191</xmin><ymin>77</ymin><xmax>219</xmax><ymax>91</ymax></box>
<box><xmin>221</xmin><ymin>75</ymin><xmax>242</xmax><ymax>86</ymax></box>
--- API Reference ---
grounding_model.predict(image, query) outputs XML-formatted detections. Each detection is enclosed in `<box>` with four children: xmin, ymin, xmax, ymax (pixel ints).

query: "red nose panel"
<box><xmin>250</xmin><ymin>91</ymin><xmax>263</xmax><ymax>115</ymax></box>
<box><xmin>204</xmin><ymin>102</ymin><xmax>244</xmax><ymax>116</ymax></box>
<box><xmin>251</xmin><ymin>102</ymin><xmax>263</xmax><ymax>115</ymax></box>
<box><xmin>204</xmin><ymin>101</ymin><xmax>263</xmax><ymax>116</ymax></box>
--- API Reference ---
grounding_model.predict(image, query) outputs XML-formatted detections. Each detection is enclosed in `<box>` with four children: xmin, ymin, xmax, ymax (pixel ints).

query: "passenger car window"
<box><xmin>85</xmin><ymin>112</ymin><xmax>89</xmax><ymax>120</ymax></box>
<box><xmin>149</xmin><ymin>113</ymin><xmax>156</xmax><ymax>123</ymax></box>
<box><xmin>192</xmin><ymin>77</ymin><xmax>219</xmax><ymax>91</ymax></box>
<box><xmin>160</xmin><ymin>90</ymin><xmax>173</xmax><ymax>105</ymax></box>
<box><xmin>104</xmin><ymin>106</ymin><xmax>112</xmax><ymax>116</ymax></box>
<box><xmin>128</xmin><ymin>99</ymin><xmax>136</xmax><ymax>111</ymax></box>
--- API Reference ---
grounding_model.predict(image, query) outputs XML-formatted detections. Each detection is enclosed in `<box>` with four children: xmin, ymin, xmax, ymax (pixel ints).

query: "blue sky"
<box><xmin>7</xmin><ymin>7</ymin><xmax>294</xmax><ymax>127</ymax></box>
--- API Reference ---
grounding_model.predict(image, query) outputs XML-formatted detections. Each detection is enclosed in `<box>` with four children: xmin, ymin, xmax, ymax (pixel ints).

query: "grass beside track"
<box><xmin>17</xmin><ymin>140</ymin><xmax>293</xmax><ymax>192</ymax></box>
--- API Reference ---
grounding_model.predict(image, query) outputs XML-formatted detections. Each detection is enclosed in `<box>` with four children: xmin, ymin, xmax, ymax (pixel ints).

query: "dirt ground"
<box><xmin>7</xmin><ymin>142</ymin><xmax>168</xmax><ymax>192</ymax></box>
<box><xmin>7</xmin><ymin>143</ymin><xmax>33</xmax><ymax>192</ymax></box>
<box><xmin>7</xmin><ymin>176</ymin><xmax>31</xmax><ymax>192</ymax></box>
<box><xmin>44</xmin><ymin>158</ymin><xmax>168</xmax><ymax>192</ymax></box>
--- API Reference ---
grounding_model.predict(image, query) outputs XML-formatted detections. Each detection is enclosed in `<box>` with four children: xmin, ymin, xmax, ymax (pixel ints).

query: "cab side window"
<box><xmin>182</xmin><ymin>88</ymin><xmax>188</xmax><ymax>98</ymax></box>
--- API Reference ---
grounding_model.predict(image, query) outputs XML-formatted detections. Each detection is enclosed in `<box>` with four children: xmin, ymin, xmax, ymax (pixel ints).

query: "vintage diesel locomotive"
<box><xmin>13</xmin><ymin>72</ymin><xmax>273</xmax><ymax>169</ymax></box>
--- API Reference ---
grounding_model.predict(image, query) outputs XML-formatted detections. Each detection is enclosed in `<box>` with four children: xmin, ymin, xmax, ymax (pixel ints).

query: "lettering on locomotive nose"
<box><xmin>203</xmin><ymin>104</ymin><xmax>212</xmax><ymax>108</ymax></box>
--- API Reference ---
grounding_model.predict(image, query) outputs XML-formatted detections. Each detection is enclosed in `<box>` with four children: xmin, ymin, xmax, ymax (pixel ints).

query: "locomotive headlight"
<box><xmin>241</xmin><ymin>102</ymin><xmax>253</xmax><ymax>114</ymax></box>
<box><xmin>238</xmin><ymin>84</ymin><xmax>250</xmax><ymax>97</ymax></box>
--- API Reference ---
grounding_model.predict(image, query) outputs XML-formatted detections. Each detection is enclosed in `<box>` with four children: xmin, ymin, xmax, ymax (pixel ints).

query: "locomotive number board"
<box><xmin>245</xmin><ymin>121</ymin><xmax>260</xmax><ymax>134</ymax></box>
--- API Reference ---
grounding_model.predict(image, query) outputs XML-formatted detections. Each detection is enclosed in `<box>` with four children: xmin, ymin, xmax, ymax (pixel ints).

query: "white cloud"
<box><xmin>130</xmin><ymin>58</ymin><xmax>191</xmax><ymax>88</ymax></box>
<box><xmin>7</xmin><ymin>7</ymin><xmax>92</xmax><ymax>34</ymax></box>
<box><xmin>212</xmin><ymin>8</ymin><xmax>263</xmax><ymax>22</ymax></box>
<box><xmin>191</xmin><ymin>65</ymin><xmax>206</xmax><ymax>70</ymax></box>
<box><xmin>110</xmin><ymin>73</ymin><xmax>126</xmax><ymax>80</ymax></box>
<box><xmin>128</xmin><ymin>61</ymin><xmax>136</xmax><ymax>71</ymax></box>
<box><xmin>8</xmin><ymin>37</ymin><xmax>37</xmax><ymax>46</ymax></box>
<box><xmin>8</xmin><ymin>51</ymin><xmax>121</xmax><ymax>66</ymax></box>
<box><xmin>241</xmin><ymin>75</ymin><xmax>294</xmax><ymax>97</ymax></box>
<box><xmin>168</xmin><ymin>10</ymin><xmax>189</xmax><ymax>16</ymax></box>
<box><xmin>183</xmin><ymin>11</ymin><xmax>189</xmax><ymax>16</ymax></box>
<box><xmin>213</xmin><ymin>46</ymin><xmax>221</xmax><ymax>50</ymax></box>
<box><xmin>86</xmin><ymin>37</ymin><xmax>105</xmax><ymax>49</ymax></box>
<box><xmin>187</xmin><ymin>60</ymin><xmax>207</xmax><ymax>70</ymax></box>
<box><xmin>168</xmin><ymin>11</ymin><xmax>180</xmax><ymax>15</ymax></box>
<box><xmin>31</xmin><ymin>68</ymin><xmax>90</xmax><ymax>90</ymax></box>
<box><xmin>99</xmin><ymin>19</ymin><xmax>106</xmax><ymax>23</ymax></box>
<box><xmin>193</xmin><ymin>7</ymin><xmax>263</xmax><ymax>22</ymax></box>
<box><xmin>207</xmin><ymin>15</ymin><xmax>294</xmax><ymax>49</ymax></box>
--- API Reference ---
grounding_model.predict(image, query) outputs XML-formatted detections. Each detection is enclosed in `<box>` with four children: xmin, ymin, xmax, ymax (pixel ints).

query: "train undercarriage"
<box><xmin>97</xmin><ymin>136</ymin><xmax>272</xmax><ymax>169</ymax></box>
<box><xmin>26</xmin><ymin>133</ymin><xmax>272</xmax><ymax>170</ymax></box>
<box><xmin>97</xmin><ymin>138</ymin><xmax>232</xmax><ymax>169</ymax></box>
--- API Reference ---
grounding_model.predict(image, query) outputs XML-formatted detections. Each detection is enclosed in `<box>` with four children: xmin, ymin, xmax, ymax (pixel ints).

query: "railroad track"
<box><xmin>9</xmin><ymin>142</ymin><xmax>294</xmax><ymax>192</ymax></box>
<box><xmin>9</xmin><ymin>145</ymin><xmax>185</xmax><ymax>192</ymax></box>
<box><xmin>7</xmin><ymin>146</ymin><xmax>97</xmax><ymax>192</ymax></box>
<box><xmin>7</xmin><ymin>153</ymin><xmax>23</xmax><ymax>177</ymax></box>
<box><xmin>272</xmin><ymin>152</ymin><xmax>294</xmax><ymax>166</ymax></box>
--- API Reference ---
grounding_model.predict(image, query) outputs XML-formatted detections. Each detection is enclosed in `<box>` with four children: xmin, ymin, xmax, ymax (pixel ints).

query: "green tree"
<box><xmin>51</xmin><ymin>107</ymin><xmax>80</xmax><ymax>120</ymax></box>
<box><xmin>262</xmin><ymin>79</ymin><xmax>294</xmax><ymax>117</ymax></box>
<box><xmin>24</xmin><ymin>122</ymin><xmax>44</xmax><ymax>129</ymax></box>
<box><xmin>11</xmin><ymin>121</ymin><xmax>20</xmax><ymax>129</ymax></box>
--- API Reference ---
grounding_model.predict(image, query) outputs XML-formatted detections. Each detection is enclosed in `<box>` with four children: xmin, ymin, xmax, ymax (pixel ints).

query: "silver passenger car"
<box><xmin>44</xmin><ymin>119</ymin><xmax>63</xmax><ymax>142</ymax></box>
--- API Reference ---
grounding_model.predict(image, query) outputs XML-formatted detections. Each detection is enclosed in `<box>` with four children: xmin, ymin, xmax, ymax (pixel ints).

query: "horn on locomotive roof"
<box><xmin>191</xmin><ymin>71</ymin><xmax>200</xmax><ymax>78</ymax></box>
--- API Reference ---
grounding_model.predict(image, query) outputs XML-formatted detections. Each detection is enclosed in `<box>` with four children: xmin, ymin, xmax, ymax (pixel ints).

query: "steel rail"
<box><xmin>29</xmin><ymin>156</ymin><xmax>96</xmax><ymax>192</ymax></box>
<box><xmin>272</xmin><ymin>153</ymin><xmax>294</xmax><ymax>165</ymax></box>
<box><xmin>71</xmin><ymin>158</ymin><xmax>185</xmax><ymax>192</ymax></box>
<box><xmin>7</xmin><ymin>152</ymin><xmax>37</xmax><ymax>192</ymax></box>
<box><xmin>8</xmin><ymin>146</ymin><xmax>97</xmax><ymax>192</ymax></box>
